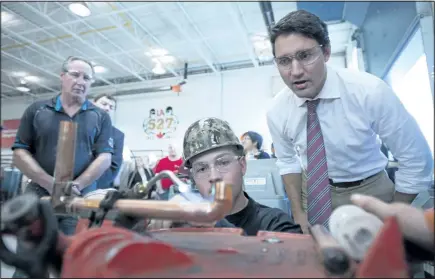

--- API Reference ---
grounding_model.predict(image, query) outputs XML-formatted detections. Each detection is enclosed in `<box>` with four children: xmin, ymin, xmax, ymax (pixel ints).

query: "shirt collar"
<box><xmin>294</xmin><ymin>66</ymin><xmax>342</xmax><ymax>107</ymax></box>
<box><xmin>50</xmin><ymin>94</ymin><xmax>90</xmax><ymax>111</ymax></box>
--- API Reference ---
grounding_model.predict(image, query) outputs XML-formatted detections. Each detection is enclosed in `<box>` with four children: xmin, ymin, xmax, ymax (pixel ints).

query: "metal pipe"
<box><xmin>59</xmin><ymin>181</ymin><xmax>232</xmax><ymax>222</ymax></box>
<box><xmin>51</xmin><ymin>121</ymin><xmax>77</xmax><ymax>209</ymax></box>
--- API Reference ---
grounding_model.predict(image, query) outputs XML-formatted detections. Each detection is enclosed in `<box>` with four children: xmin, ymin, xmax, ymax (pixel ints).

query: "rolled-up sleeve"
<box><xmin>12</xmin><ymin>104</ymin><xmax>36</xmax><ymax>152</ymax></box>
<box><xmin>367</xmin><ymin>81</ymin><xmax>434</xmax><ymax>194</ymax></box>
<box><xmin>94</xmin><ymin>111</ymin><xmax>114</xmax><ymax>155</ymax></box>
<box><xmin>267</xmin><ymin>110</ymin><xmax>302</xmax><ymax>175</ymax></box>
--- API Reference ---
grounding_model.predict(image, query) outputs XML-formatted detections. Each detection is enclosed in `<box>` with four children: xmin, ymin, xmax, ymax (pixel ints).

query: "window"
<box><xmin>385</xmin><ymin>28</ymin><xmax>434</xmax><ymax>158</ymax></box>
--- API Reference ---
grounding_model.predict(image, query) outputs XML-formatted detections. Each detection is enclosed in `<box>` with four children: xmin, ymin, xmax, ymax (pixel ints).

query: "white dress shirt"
<box><xmin>267</xmin><ymin>66</ymin><xmax>433</xmax><ymax>194</ymax></box>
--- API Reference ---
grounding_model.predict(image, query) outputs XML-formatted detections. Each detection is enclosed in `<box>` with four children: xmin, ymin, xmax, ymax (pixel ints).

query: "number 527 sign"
<box><xmin>143</xmin><ymin>107</ymin><xmax>179</xmax><ymax>139</ymax></box>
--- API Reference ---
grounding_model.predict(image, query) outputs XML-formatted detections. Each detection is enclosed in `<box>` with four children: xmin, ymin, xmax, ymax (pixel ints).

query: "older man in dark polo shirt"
<box><xmin>92</xmin><ymin>93</ymin><xmax>125</xmax><ymax>189</ymax></box>
<box><xmin>12</xmin><ymin>56</ymin><xmax>113</xmax><ymax>235</ymax></box>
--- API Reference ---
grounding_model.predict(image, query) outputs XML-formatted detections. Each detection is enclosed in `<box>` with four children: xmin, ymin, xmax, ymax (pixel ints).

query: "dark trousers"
<box><xmin>24</xmin><ymin>183</ymin><xmax>78</xmax><ymax>235</ymax></box>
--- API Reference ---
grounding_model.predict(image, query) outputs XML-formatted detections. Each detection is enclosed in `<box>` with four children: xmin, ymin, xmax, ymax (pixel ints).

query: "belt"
<box><xmin>329</xmin><ymin>172</ymin><xmax>378</xmax><ymax>188</ymax></box>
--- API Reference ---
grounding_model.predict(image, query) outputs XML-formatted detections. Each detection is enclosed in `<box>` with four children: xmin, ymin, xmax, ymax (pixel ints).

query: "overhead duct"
<box><xmin>259</xmin><ymin>1</ymin><xmax>276</xmax><ymax>36</ymax></box>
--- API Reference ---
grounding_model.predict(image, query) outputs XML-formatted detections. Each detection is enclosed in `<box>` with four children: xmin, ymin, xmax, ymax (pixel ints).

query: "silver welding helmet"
<box><xmin>183</xmin><ymin>117</ymin><xmax>244</xmax><ymax>168</ymax></box>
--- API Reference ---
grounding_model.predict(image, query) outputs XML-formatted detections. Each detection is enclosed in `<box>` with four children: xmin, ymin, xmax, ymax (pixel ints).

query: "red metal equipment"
<box><xmin>57</xmin><ymin>216</ymin><xmax>408</xmax><ymax>278</ymax></box>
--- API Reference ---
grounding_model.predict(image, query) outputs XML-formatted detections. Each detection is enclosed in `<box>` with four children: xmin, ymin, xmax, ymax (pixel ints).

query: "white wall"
<box><xmin>1</xmin><ymin>56</ymin><xmax>346</xmax><ymax>156</ymax></box>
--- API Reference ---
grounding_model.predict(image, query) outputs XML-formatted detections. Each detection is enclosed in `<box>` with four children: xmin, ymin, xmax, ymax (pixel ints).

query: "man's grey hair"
<box><xmin>61</xmin><ymin>56</ymin><xmax>95</xmax><ymax>76</ymax></box>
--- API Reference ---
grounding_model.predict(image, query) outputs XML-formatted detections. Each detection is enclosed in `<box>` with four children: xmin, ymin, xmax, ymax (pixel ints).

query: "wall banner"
<box><xmin>143</xmin><ymin>106</ymin><xmax>179</xmax><ymax>140</ymax></box>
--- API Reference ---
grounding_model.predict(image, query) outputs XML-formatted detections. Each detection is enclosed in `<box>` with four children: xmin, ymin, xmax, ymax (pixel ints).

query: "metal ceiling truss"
<box><xmin>16</xmin><ymin>3</ymin><xmax>159</xmax><ymax>37</ymax></box>
<box><xmin>1</xmin><ymin>6</ymin><xmax>115</xmax><ymax>87</ymax></box>
<box><xmin>1</xmin><ymin>82</ymin><xmax>36</xmax><ymax>97</ymax></box>
<box><xmin>227</xmin><ymin>2</ymin><xmax>260</xmax><ymax>68</ymax></box>
<box><xmin>54</xmin><ymin>3</ymin><xmax>148</xmax><ymax>81</ymax></box>
<box><xmin>114</xmin><ymin>2</ymin><xmax>180</xmax><ymax>77</ymax></box>
<box><xmin>176</xmin><ymin>2</ymin><xmax>221</xmax><ymax>65</ymax></box>
<box><xmin>1</xmin><ymin>69</ymin><xmax>58</xmax><ymax>94</ymax></box>
<box><xmin>85</xmin><ymin>2</ymin><xmax>155</xmax><ymax>76</ymax></box>
<box><xmin>22</xmin><ymin>2</ymin><xmax>146</xmax><ymax>83</ymax></box>
<box><xmin>155</xmin><ymin>3</ymin><xmax>219</xmax><ymax>73</ymax></box>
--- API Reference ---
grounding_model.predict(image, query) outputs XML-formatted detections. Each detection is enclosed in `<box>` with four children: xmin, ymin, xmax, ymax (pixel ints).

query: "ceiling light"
<box><xmin>23</xmin><ymin>76</ymin><xmax>40</xmax><ymax>82</ymax></box>
<box><xmin>158</xmin><ymin>55</ymin><xmax>176</xmax><ymax>64</ymax></box>
<box><xmin>68</xmin><ymin>2</ymin><xmax>91</xmax><ymax>17</ymax></box>
<box><xmin>152</xmin><ymin>64</ymin><xmax>166</xmax><ymax>75</ymax></box>
<box><xmin>94</xmin><ymin>65</ymin><xmax>107</xmax><ymax>73</ymax></box>
<box><xmin>253</xmin><ymin>40</ymin><xmax>271</xmax><ymax>51</ymax></box>
<box><xmin>11</xmin><ymin>71</ymin><xmax>27</xmax><ymax>77</ymax></box>
<box><xmin>1</xmin><ymin>12</ymin><xmax>14</xmax><ymax>23</ymax></box>
<box><xmin>16</xmin><ymin>86</ymin><xmax>30</xmax><ymax>92</ymax></box>
<box><xmin>146</xmin><ymin>48</ymin><xmax>169</xmax><ymax>57</ymax></box>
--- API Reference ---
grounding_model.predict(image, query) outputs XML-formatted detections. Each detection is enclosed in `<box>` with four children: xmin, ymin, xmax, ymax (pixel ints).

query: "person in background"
<box><xmin>93</xmin><ymin>93</ymin><xmax>125</xmax><ymax>189</ymax></box>
<box><xmin>266</xmin><ymin>10</ymin><xmax>433</xmax><ymax>232</ymax></box>
<box><xmin>271</xmin><ymin>143</ymin><xmax>277</xmax><ymax>158</ymax></box>
<box><xmin>12</xmin><ymin>56</ymin><xmax>113</xmax><ymax>236</ymax></box>
<box><xmin>241</xmin><ymin>131</ymin><xmax>271</xmax><ymax>160</ymax></box>
<box><xmin>128</xmin><ymin>156</ymin><xmax>155</xmax><ymax>188</ymax></box>
<box><xmin>154</xmin><ymin>143</ymin><xmax>183</xmax><ymax>200</ymax></box>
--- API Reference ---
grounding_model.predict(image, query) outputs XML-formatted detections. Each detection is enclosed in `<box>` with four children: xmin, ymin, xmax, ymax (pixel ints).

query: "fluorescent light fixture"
<box><xmin>23</xmin><ymin>76</ymin><xmax>40</xmax><ymax>82</ymax></box>
<box><xmin>11</xmin><ymin>71</ymin><xmax>27</xmax><ymax>77</ymax></box>
<box><xmin>158</xmin><ymin>55</ymin><xmax>175</xmax><ymax>64</ymax></box>
<box><xmin>68</xmin><ymin>2</ymin><xmax>91</xmax><ymax>17</ymax></box>
<box><xmin>152</xmin><ymin>56</ymin><xmax>175</xmax><ymax>65</ymax></box>
<box><xmin>94</xmin><ymin>65</ymin><xmax>107</xmax><ymax>73</ymax></box>
<box><xmin>152</xmin><ymin>64</ymin><xmax>166</xmax><ymax>75</ymax></box>
<box><xmin>146</xmin><ymin>48</ymin><xmax>169</xmax><ymax>57</ymax></box>
<box><xmin>1</xmin><ymin>11</ymin><xmax>14</xmax><ymax>23</ymax></box>
<box><xmin>16</xmin><ymin>86</ymin><xmax>30</xmax><ymax>92</ymax></box>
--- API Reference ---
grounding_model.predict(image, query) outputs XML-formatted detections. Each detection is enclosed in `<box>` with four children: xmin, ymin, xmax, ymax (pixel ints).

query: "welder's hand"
<box><xmin>70</xmin><ymin>182</ymin><xmax>82</xmax><ymax>196</ymax></box>
<box><xmin>351</xmin><ymin>194</ymin><xmax>434</xmax><ymax>251</ymax></box>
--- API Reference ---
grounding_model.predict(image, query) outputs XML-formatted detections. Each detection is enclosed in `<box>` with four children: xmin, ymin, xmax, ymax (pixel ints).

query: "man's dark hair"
<box><xmin>270</xmin><ymin>10</ymin><xmax>330</xmax><ymax>56</ymax></box>
<box><xmin>166</xmin><ymin>106</ymin><xmax>173</xmax><ymax>112</ymax></box>
<box><xmin>94</xmin><ymin>93</ymin><xmax>117</xmax><ymax>105</ymax></box>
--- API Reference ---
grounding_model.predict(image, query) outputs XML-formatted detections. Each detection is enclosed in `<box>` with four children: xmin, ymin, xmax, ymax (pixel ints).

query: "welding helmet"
<box><xmin>183</xmin><ymin>117</ymin><xmax>244</xmax><ymax>168</ymax></box>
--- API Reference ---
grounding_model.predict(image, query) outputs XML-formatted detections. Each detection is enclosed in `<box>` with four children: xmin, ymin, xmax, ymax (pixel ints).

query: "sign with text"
<box><xmin>244</xmin><ymin>177</ymin><xmax>267</xmax><ymax>186</ymax></box>
<box><xmin>1</xmin><ymin>119</ymin><xmax>21</xmax><ymax>149</ymax></box>
<box><xmin>142</xmin><ymin>106</ymin><xmax>179</xmax><ymax>140</ymax></box>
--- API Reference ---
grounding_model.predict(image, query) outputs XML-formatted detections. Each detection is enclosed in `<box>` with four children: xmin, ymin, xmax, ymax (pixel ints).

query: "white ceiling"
<box><xmin>1</xmin><ymin>2</ymin><xmax>354</xmax><ymax>100</ymax></box>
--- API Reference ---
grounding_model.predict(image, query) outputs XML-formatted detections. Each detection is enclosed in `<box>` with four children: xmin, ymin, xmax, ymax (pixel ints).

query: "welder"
<box><xmin>149</xmin><ymin>117</ymin><xmax>302</xmax><ymax>236</ymax></box>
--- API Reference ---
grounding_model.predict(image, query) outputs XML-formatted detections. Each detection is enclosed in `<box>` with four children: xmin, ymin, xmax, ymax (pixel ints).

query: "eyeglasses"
<box><xmin>191</xmin><ymin>155</ymin><xmax>241</xmax><ymax>179</ymax></box>
<box><xmin>274</xmin><ymin>45</ymin><xmax>323</xmax><ymax>70</ymax></box>
<box><xmin>66</xmin><ymin>70</ymin><xmax>94</xmax><ymax>83</ymax></box>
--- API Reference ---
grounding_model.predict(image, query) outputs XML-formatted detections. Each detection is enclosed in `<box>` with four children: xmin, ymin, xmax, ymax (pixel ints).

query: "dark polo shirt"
<box><xmin>12</xmin><ymin>95</ymin><xmax>114</xmax><ymax>193</ymax></box>
<box><xmin>96</xmin><ymin>126</ymin><xmax>125</xmax><ymax>189</ymax></box>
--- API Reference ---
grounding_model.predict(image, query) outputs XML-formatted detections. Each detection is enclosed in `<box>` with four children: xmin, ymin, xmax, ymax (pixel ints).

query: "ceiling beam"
<box><xmin>1</xmin><ymin>69</ymin><xmax>58</xmax><ymax>93</ymax></box>
<box><xmin>23</xmin><ymin>2</ymin><xmax>146</xmax><ymax>82</ymax></box>
<box><xmin>115</xmin><ymin>2</ymin><xmax>182</xmax><ymax>77</ymax></box>
<box><xmin>55</xmin><ymin>2</ymin><xmax>149</xmax><ymax>80</ymax></box>
<box><xmin>228</xmin><ymin>2</ymin><xmax>260</xmax><ymax>68</ymax></box>
<box><xmin>1</xmin><ymin>82</ymin><xmax>37</xmax><ymax>97</ymax></box>
<box><xmin>155</xmin><ymin>4</ymin><xmax>219</xmax><ymax>73</ymax></box>
<box><xmin>2</xmin><ymin>50</ymin><xmax>60</xmax><ymax>79</ymax></box>
<box><xmin>1</xmin><ymin>6</ymin><xmax>115</xmax><ymax>86</ymax></box>
<box><xmin>14</xmin><ymin>3</ymin><xmax>159</xmax><ymax>37</ymax></box>
<box><xmin>176</xmin><ymin>2</ymin><xmax>221</xmax><ymax>65</ymax></box>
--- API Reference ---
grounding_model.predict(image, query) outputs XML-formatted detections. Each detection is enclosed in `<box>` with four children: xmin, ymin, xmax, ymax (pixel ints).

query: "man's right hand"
<box><xmin>293</xmin><ymin>212</ymin><xmax>309</xmax><ymax>234</ymax></box>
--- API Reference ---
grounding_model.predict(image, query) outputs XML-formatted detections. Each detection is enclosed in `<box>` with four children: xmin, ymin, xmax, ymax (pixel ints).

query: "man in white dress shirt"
<box><xmin>266</xmin><ymin>10</ymin><xmax>433</xmax><ymax>232</ymax></box>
